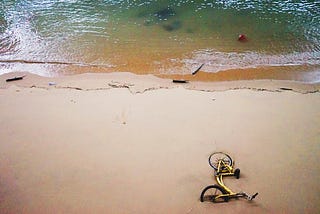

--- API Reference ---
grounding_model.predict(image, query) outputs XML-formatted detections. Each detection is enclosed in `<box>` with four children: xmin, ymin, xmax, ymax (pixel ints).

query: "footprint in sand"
<box><xmin>114</xmin><ymin>109</ymin><xmax>130</xmax><ymax>125</ymax></box>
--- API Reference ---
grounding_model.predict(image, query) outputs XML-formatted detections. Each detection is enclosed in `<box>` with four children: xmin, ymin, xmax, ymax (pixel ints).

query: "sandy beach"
<box><xmin>0</xmin><ymin>72</ymin><xmax>319</xmax><ymax>213</ymax></box>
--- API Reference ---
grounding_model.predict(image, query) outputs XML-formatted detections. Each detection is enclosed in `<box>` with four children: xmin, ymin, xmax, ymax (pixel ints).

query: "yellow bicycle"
<box><xmin>200</xmin><ymin>152</ymin><xmax>258</xmax><ymax>203</ymax></box>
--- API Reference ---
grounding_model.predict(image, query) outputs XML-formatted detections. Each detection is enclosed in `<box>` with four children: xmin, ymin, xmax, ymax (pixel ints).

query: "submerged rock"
<box><xmin>154</xmin><ymin>7</ymin><xmax>176</xmax><ymax>20</ymax></box>
<box><xmin>162</xmin><ymin>20</ymin><xmax>182</xmax><ymax>32</ymax></box>
<box><xmin>138</xmin><ymin>7</ymin><xmax>177</xmax><ymax>27</ymax></box>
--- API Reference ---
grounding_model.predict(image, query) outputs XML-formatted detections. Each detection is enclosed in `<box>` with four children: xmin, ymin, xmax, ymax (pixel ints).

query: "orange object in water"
<box><xmin>238</xmin><ymin>34</ymin><xmax>247</xmax><ymax>42</ymax></box>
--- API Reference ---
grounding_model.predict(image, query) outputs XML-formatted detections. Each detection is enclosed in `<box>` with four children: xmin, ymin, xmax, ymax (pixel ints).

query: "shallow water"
<box><xmin>0</xmin><ymin>0</ymin><xmax>319</xmax><ymax>82</ymax></box>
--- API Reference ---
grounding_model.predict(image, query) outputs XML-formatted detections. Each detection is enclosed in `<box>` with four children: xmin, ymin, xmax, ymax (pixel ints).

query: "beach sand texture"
<box><xmin>0</xmin><ymin>73</ymin><xmax>319</xmax><ymax>213</ymax></box>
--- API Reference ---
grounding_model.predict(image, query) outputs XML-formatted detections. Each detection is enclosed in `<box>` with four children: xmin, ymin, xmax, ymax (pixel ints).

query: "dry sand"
<box><xmin>0</xmin><ymin>72</ymin><xmax>319</xmax><ymax>213</ymax></box>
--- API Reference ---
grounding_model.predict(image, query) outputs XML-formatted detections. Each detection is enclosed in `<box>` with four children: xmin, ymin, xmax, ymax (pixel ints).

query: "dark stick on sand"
<box><xmin>172</xmin><ymin>79</ymin><xmax>189</xmax><ymax>83</ymax></box>
<box><xmin>191</xmin><ymin>63</ymin><xmax>204</xmax><ymax>75</ymax></box>
<box><xmin>6</xmin><ymin>75</ymin><xmax>26</xmax><ymax>82</ymax></box>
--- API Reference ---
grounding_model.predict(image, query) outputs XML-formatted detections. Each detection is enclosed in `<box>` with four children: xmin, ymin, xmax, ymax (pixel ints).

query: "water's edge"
<box><xmin>1</xmin><ymin>71</ymin><xmax>319</xmax><ymax>94</ymax></box>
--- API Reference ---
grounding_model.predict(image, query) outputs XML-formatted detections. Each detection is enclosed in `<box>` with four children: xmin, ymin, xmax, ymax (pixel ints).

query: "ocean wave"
<box><xmin>183</xmin><ymin>49</ymin><xmax>320</xmax><ymax>73</ymax></box>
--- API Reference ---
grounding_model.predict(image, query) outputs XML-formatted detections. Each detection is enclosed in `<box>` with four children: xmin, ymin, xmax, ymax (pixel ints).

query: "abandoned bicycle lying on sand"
<box><xmin>200</xmin><ymin>152</ymin><xmax>258</xmax><ymax>203</ymax></box>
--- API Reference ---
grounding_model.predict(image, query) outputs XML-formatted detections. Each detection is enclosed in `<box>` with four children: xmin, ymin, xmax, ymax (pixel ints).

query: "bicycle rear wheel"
<box><xmin>200</xmin><ymin>185</ymin><xmax>229</xmax><ymax>203</ymax></box>
<box><xmin>208</xmin><ymin>152</ymin><xmax>233</xmax><ymax>170</ymax></box>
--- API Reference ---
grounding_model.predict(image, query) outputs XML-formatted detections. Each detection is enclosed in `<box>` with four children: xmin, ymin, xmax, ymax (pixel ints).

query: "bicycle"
<box><xmin>200</xmin><ymin>152</ymin><xmax>258</xmax><ymax>203</ymax></box>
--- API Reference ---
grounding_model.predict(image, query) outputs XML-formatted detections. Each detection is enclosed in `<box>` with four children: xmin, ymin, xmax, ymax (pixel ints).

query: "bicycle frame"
<box><xmin>210</xmin><ymin>158</ymin><xmax>257</xmax><ymax>201</ymax></box>
<box><xmin>214</xmin><ymin>160</ymin><xmax>238</xmax><ymax>199</ymax></box>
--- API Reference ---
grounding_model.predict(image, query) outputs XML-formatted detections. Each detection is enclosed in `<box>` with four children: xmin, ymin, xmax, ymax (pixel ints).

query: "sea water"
<box><xmin>0</xmin><ymin>0</ymin><xmax>319</xmax><ymax>81</ymax></box>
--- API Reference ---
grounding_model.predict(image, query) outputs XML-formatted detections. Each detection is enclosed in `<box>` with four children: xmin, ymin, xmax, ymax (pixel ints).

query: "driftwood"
<box><xmin>192</xmin><ymin>63</ymin><xmax>204</xmax><ymax>75</ymax></box>
<box><xmin>172</xmin><ymin>79</ymin><xmax>189</xmax><ymax>83</ymax></box>
<box><xmin>6</xmin><ymin>75</ymin><xmax>26</xmax><ymax>82</ymax></box>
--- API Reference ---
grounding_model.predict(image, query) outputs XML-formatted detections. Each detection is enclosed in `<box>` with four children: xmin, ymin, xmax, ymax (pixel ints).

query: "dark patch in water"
<box><xmin>154</xmin><ymin>7</ymin><xmax>176</xmax><ymax>20</ymax></box>
<box><xmin>138</xmin><ymin>7</ymin><xmax>177</xmax><ymax>27</ymax></box>
<box><xmin>162</xmin><ymin>20</ymin><xmax>182</xmax><ymax>32</ymax></box>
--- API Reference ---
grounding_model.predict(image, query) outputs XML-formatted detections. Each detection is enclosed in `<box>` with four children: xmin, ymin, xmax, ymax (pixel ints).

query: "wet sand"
<box><xmin>0</xmin><ymin>72</ymin><xmax>319</xmax><ymax>213</ymax></box>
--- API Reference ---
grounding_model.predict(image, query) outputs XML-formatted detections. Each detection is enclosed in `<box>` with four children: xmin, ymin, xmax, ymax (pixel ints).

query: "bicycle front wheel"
<box><xmin>208</xmin><ymin>152</ymin><xmax>233</xmax><ymax>170</ymax></box>
<box><xmin>200</xmin><ymin>185</ymin><xmax>229</xmax><ymax>203</ymax></box>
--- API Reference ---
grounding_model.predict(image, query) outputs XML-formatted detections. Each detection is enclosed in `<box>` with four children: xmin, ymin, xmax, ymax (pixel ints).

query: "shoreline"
<box><xmin>1</xmin><ymin>62</ymin><xmax>319</xmax><ymax>84</ymax></box>
<box><xmin>1</xmin><ymin>71</ymin><xmax>320</xmax><ymax>94</ymax></box>
<box><xmin>1</xmin><ymin>71</ymin><xmax>320</xmax><ymax>213</ymax></box>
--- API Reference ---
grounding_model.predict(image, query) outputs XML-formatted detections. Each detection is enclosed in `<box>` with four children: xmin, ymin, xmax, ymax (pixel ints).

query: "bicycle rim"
<box><xmin>200</xmin><ymin>185</ymin><xmax>228</xmax><ymax>203</ymax></box>
<box><xmin>208</xmin><ymin>152</ymin><xmax>233</xmax><ymax>170</ymax></box>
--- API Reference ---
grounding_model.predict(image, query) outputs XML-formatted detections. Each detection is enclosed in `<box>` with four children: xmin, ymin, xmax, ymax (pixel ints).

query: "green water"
<box><xmin>0</xmin><ymin>0</ymin><xmax>319</xmax><ymax>81</ymax></box>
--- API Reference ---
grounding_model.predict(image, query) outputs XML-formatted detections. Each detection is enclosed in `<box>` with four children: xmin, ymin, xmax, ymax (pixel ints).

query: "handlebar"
<box><xmin>238</xmin><ymin>192</ymin><xmax>259</xmax><ymax>201</ymax></box>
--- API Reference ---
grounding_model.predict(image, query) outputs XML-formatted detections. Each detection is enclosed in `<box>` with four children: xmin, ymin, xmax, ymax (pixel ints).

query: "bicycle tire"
<box><xmin>234</xmin><ymin>168</ymin><xmax>240</xmax><ymax>179</ymax></box>
<box><xmin>208</xmin><ymin>152</ymin><xmax>233</xmax><ymax>170</ymax></box>
<box><xmin>200</xmin><ymin>185</ymin><xmax>229</xmax><ymax>203</ymax></box>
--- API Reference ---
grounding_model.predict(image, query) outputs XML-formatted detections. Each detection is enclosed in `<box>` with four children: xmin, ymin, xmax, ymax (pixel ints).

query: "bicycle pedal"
<box><xmin>248</xmin><ymin>193</ymin><xmax>258</xmax><ymax>200</ymax></box>
<box><xmin>252</xmin><ymin>193</ymin><xmax>258</xmax><ymax>199</ymax></box>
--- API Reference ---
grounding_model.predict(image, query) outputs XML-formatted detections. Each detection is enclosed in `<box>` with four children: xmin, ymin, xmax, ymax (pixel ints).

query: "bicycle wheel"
<box><xmin>200</xmin><ymin>185</ymin><xmax>229</xmax><ymax>203</ymax></box>
<box><xmin>208</xmin><ymin>152</ymin><xmax>233</xmax><ymax>170</ymax></box>
<box><xmin>234</xmin><ymin>168</ymin><xmax>240</xmax><ymax>179</ymax></box>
